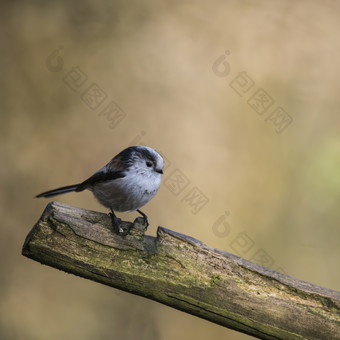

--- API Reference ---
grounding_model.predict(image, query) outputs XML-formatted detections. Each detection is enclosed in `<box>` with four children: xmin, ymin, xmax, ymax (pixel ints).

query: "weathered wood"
<box><xmin>22</xmin><ymin>202</ymin><xmax>340</xmax><ymax>340</ymax></box>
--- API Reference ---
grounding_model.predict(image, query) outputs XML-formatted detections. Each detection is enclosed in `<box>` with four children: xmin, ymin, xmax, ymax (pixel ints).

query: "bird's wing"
<box><xmin>76</xmin><ymin>170</ymin><xmax>126</xmax><ymax>191</ymax></box>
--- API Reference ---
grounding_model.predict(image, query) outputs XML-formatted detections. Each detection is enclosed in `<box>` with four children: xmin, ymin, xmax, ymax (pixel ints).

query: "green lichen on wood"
<box><xmin>22</xmin><ymin>202</ymin><xmax>340</xmax><ymax>340</ymax></box>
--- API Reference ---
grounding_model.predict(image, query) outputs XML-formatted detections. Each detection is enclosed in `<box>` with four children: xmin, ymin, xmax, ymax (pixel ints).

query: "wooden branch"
<box><xmin>23</xmin><ymin>202</ymin><xmax>340</xmax><ymax>340</ymax></box>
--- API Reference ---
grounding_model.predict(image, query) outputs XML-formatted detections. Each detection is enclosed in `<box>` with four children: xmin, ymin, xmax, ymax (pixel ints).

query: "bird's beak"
<box><xmin>156</xmin><ymin>169</ymin><xmax>163</xmax><ymax>174</ymax></box>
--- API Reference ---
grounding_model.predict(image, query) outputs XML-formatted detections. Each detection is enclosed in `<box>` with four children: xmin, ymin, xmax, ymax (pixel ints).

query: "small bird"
<box><xmin>36</xmin><ymin>146</ymin><xmax>164</xmax><ymax>233</ymax></box>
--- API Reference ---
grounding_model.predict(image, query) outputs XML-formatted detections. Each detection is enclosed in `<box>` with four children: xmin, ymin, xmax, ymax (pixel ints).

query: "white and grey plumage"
<box><xmin>36</xmin><ymin>146</ymin><xmax>164</xmax><ymax>232</ymax></box>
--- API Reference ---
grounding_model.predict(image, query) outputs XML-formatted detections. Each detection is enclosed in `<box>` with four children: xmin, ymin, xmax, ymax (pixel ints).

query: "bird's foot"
<box><xmin>109</xmin><ymin>209</ymin><xmax>123</xmax><ymax>234</ymax></box>
<box><xmin>137</xmin><ymin>209</ymin><xmax>149</xmax><ymax>229</ymax></box>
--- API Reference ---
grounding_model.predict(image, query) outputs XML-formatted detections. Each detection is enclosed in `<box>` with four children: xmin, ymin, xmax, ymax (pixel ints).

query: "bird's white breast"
<box><xmin>91</xmin><ymin>170</ymin><xmax>161</xmax><ymax>212</ymax></box>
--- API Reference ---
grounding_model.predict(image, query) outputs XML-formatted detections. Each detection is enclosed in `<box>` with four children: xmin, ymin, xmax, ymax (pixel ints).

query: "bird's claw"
<box><xmin>109</xmin><ymin>209</ymin><xmax>149</xmax><ymax>234</ymax></box>
<box><xmin>109</xmin><ymin>209</ymin><xmax>123</xmax><ymax>234</ymax></box>
<box><xmin>137</xmin><ymin>209</ymin><xmax>149</xmax><ymax>228</ymax></box>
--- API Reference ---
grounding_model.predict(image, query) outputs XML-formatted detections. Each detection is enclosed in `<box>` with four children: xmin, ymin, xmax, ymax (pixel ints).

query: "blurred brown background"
<box><xmin>1</xmin><ymin>1</ymin><xmax>339</xmax><ymax>339</ymax></box>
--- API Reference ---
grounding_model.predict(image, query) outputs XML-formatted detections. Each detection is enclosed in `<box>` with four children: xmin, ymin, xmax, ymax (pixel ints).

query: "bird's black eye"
<box><xmin>146</xmin><ymin>161</ymin><xmax>153</xmax><ymax>168</ymax></box>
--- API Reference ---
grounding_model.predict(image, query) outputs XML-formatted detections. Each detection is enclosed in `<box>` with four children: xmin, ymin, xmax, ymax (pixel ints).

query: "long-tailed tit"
<box><xmin>36</xmin><ymin>146</ymin><xmax>164</xmax><ymax>233</ymax></box>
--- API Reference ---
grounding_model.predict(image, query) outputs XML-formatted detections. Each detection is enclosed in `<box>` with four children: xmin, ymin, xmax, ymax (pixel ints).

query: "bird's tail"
<box><xmin>36</xmin><ymin>184</ymin><xmax>81</xmax><ymax>198</ymax></box>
